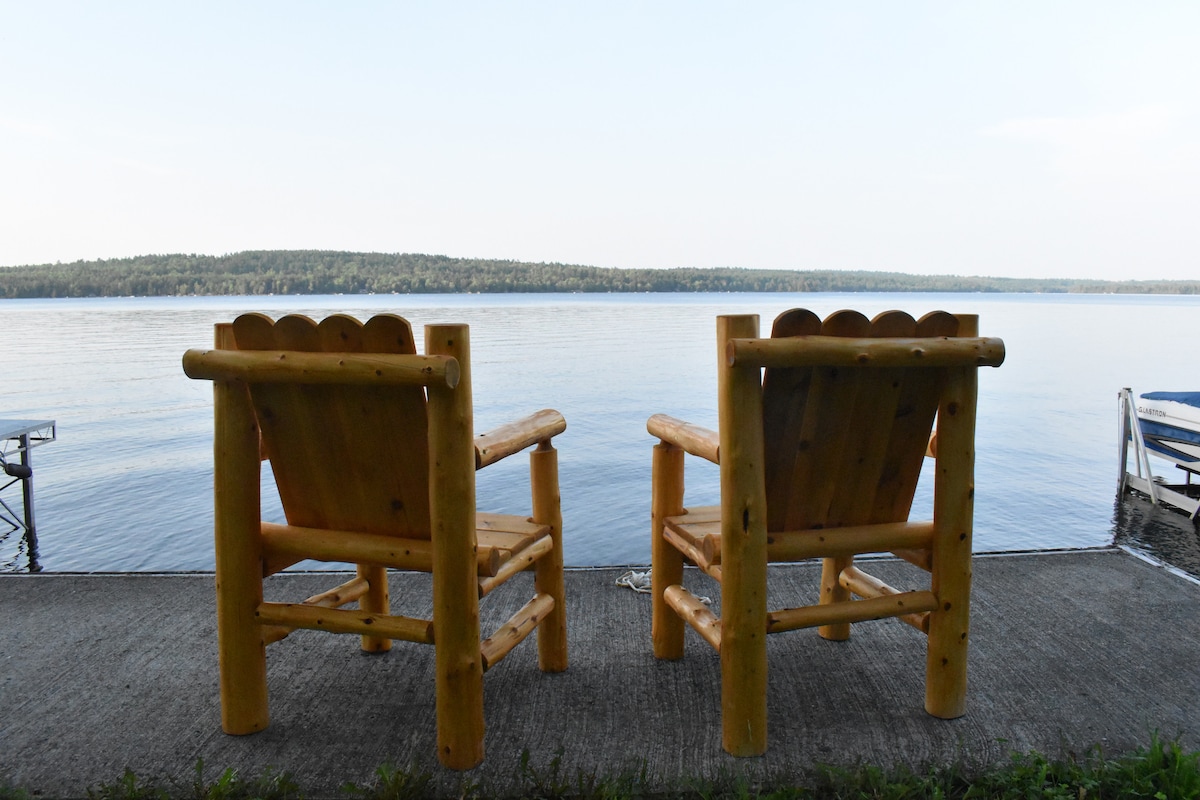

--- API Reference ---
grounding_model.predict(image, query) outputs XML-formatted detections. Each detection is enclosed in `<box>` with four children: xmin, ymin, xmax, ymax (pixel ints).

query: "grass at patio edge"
<box><xmin>2</xmin><ymin>734</ymin><xmax>1197</xmax><ymax>799</ymax></box>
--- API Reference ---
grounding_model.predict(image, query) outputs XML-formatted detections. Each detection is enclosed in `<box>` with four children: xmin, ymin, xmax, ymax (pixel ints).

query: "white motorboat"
<box><xmin>1135</xmin><ymin>392</ymin><xmax>1200</xmax><ymax>469</ymax></box>
<box><xmin>1119</xmin><ymin>388</ymin><xmax>1200</xmax><ymax>519</ymax></box>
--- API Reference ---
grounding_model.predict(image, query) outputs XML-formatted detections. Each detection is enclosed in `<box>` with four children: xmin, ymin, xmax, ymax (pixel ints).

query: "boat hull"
<box><xmin>1136</xmin><ymin>392</ymin><xmax>1200</xmax><ymax>469</ymax></box>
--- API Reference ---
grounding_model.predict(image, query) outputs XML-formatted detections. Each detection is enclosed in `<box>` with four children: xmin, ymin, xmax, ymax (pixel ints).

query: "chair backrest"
<box><xmin>759</xmin><ymin>309</ymin><xmax>961</xmax><ymax>533</ymax></box>
<box><xmin>230</xmin><ymin>312</ymin><xmax>433</xmax><ymax>538</ymax></box>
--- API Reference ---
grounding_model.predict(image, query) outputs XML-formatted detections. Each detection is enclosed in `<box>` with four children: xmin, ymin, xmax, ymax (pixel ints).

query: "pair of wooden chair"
<box><xmin>183</xmin><ymin>307</ymin><xmax>1004</xmax><ymax>768</ymax></box>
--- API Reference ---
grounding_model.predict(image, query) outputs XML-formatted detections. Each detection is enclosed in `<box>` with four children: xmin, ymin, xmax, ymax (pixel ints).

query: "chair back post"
<box><xmin>954</xmin><ymin>313</ymin><xmax>979</xmax><ymax>337</ymax></box>
<box><xmin>925</xmin><ymin>313</ymin><xmax>980</xmax><ymax>719</ymax></box>
<box><xmin>716</xmin><ymin>314</ymin><xmax>769</xmax><ymax>757</ymax></box>
<box><xmin>210</xmin><ymin>322</ymin><xmax>270</xmax><ymax>735</ymax></box>
<box><xmin>423</xmin><ymin>323</ymin><xmax>486</xmax><ymax>769</ymax></box>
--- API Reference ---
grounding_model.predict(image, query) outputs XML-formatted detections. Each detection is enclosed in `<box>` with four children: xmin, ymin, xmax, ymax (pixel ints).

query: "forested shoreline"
<box><xmin>2</xmin><ymin>250</ymin><xmax>1197</xmax><ymax>298</ymax></box>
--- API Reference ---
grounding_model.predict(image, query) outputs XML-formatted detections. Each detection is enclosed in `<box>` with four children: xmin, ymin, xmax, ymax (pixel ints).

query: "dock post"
<box><xmin>16</xmin><ymin>433</ymin><xmax>37</xmax><ymax>537</ymax></box>
<box><xmin>1118</xmin><ymin>389</ymin><xmax>1131</xmax><ymax>495</ymax></box>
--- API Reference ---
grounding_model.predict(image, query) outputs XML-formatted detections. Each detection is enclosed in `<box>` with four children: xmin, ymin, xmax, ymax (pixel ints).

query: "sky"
<box><xmin>2</xmin><ymin>3</ymin><xmax>1199</xmax><ymax>280</ymax></box>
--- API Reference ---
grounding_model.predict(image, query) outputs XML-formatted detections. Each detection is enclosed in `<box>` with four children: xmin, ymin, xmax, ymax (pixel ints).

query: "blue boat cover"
<box><xmin>1140</xmin><ymin>391</ymin><xmax>1200</xmax><ymax>409</ymax></box>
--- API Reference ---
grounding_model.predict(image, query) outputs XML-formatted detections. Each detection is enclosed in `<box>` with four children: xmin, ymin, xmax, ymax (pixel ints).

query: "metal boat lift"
<box><xmin>1118</xmin><ymin>388</ymin><xmax>1200</xmax><ymax>519</ymax></box>
<box><xmin>1</xmin><ymin>420</ymin><xmax>58</xmax><ymax>560</ymax></box>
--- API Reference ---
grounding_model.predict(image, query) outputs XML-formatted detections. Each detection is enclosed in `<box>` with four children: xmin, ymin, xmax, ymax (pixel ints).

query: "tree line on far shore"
<box><xmin>2</xmin><ymin>250</ymin><xmax>1198</xmax><ymax>298</ymax></box>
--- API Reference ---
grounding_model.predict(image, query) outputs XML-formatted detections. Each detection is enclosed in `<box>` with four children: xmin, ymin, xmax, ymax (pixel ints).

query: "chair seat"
<box><xmin>259</xmin><ymin>512</ymin><xmax>550</xmax><ymax>578</ymax></box>
<box><xmin>476</xmin><ymin>512</ymin><xmax>550</xmax><ymax>576</ymax></box>
<box><xmin>665</xmin><ymin>506</ymin><xmax>937</xmax><ymax>570</ymax></box>
<box><xmin>662</xmin><ymin>506</ymin><xmax>721</xmax><ymax>571</ymax></box>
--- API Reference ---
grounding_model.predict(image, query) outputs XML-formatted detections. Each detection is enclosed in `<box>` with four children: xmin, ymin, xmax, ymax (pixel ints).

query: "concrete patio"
<box><xmin>2</xmin><ymin>549</ymin><xmax>1198</xmax><ymax>797</ymax></box>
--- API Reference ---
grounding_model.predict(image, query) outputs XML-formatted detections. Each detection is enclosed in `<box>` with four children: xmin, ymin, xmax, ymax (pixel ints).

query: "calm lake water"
<box><xmin>3</xmin><ymin>292</ymin><xmax>1199</xmax><ymax>573</ymax></box>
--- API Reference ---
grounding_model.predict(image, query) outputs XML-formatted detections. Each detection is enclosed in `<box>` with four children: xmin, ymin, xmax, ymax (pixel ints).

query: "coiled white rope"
<box><xmin>614</xmin><ymin>569</ymin><xmax>652</xmax><ymax>593</ymax></box>
<box><xmin>614</xmin><ymin>569</ymin><xmax>710</xmax><ymax>604</ymax></box>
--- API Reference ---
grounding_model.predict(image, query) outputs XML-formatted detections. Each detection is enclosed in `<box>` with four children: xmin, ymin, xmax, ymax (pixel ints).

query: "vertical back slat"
<box><xmin>762</xmin><ymin>309</ymin><xmax>821</xmax><ymax>531</ymax></box>
<box><xmin>233</xmin><ymin>313</ymin><xmax>335</xmax><ymax>529</ymax></box>
<box><xmin>311</xmin><ymin>315</ymin><xmax>373</xmax><ymax>530</ymax></box>
<box><xmin>362</xmin><ymin>315</ymin><xmax>431</xmax><ymax>536</ymax></box>
<box><xmin>772</xmin><ymin>311</ymin><xmax>871</xmax><ymax>531</ymax></box>
<box><xmin>823</xmin><ymin>311</ymin><xmax>918</xmax><ymax>527</ymax></box>
<box><xmin>311</xmin><ymin>315</ymin><xmax>394</xmax><ymax>652</ymax></box>
<box><xmin>263</xmin><ymin>314</ymin><xmax>344</xmax><ymax>529</ymax></box>
<box><xmin>870</xmin><ymin>311</ymin><xmax>959</xmax><ymax>521</ymax></box>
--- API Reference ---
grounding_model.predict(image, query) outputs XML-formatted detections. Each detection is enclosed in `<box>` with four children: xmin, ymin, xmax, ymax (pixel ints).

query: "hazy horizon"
<box><xmin>3</xmin><ymin>3</ymin><xmax>1198</xmax><ymax>281</ymax></box>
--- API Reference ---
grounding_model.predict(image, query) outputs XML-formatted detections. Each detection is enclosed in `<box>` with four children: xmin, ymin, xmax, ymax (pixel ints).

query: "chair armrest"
<box><xmin>647</xmin><ymin>413</ymin><xmax>719</xmax><ymax>464</ymax></box>
<box><xmin>925</xmin><ymin>431</ymin><xmax>937</xmax><ymax>458</ymax></box>
<box><xmin>475</xmin><ymin>409</ymin><xmax>567</xmax><ymax>469</ymax></box>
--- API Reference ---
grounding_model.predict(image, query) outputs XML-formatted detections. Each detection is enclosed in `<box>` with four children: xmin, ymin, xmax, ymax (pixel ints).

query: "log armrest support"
<box><xmin>647</xmin><ymin>413</ymin><xmax>719</xmax><ymax>464</ymax></box>
<box><xmin>475</xmin><ymin>409</ymin><xmax>567</xmax><ymax>469</ymax></box>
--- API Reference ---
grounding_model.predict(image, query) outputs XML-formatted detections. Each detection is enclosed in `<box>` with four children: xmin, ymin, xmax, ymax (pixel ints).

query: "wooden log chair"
<box><xmin>182</xmin><ymin>313</ymin><xmax>568</xmax><ymax>770</ymax></box>
<box><xmin>647</xmin><ymin>308</ymin><xmax>1005</xmax><ymax>757</ymax></box>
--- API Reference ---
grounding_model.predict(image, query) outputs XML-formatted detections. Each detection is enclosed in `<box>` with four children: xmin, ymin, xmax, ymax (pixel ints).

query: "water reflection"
<box><xmin>0</xmin><ymin>529</ymin><xmax>41</xmax><ymax>572</ymax></box>
<box><xmin>1112</xmin><ymin>492</ymin><xmax>1200</xmax><ymax>579</ymax></box>
<box><xmin>0</xmin><ymin>505</ymin><xmax>41</xmax><ymax>572</ymax></box>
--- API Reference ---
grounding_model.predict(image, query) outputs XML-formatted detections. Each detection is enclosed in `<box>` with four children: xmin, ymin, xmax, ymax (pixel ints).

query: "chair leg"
<box><xmin>719</xmin><ymin>533</ymin><xmax>768</xmax><ymax>756</ymax></box>
<box><xmin>926</xmin><ymin>366</ymin><xmax>976</xmax><ymax>719</ymax></box>
<box><xmin>818</xmin><ymin>555</ymin><xmax>853</xmax><ymax>641</ymax></box>
<box><xmin>213</xmin><ymin>378</ymin><xmax>269</xmax><ymax>735</ymax></box>
<box><xmin>927</xmin><ymin>511</ymin><xmax>971</xmax><ymax>718</ymax></box>
<box><xmin>430</xmin><ymin>522</ymin><xmax>485</xmax><ymax>768</ymax></box>
<box><xmin>426</xmin><ymin>323</ymin><xmax>485</xmax><ymax>770</ymax></box>
<box><xmin>357</xmin><ymin>564</ymin><xmax>392</xmax><ymax>653</ymax></box>
<box><xmin>432</xmin><ymin>616</ymin><xmax>484</xmax><ymax>769</ymax></box>
<box><xmin>651</xmin><ymin>442</ymin><xmax>685</xmax><ymax>659</ymax></box>
<box><xmin>215</xmin><ymin>563</ymin><xmax>269</xmax><ymax>735</ymax></box>
<box><xmin>531</xmin><ymin>441</ymin><xmax>568</xmax><ymax>672</ymax></box>
<box><xmin>716</xmin><ymin>313</ymin><xmax>769</xmax><ymax>756</ymax></box>
<box><xmin>926</xmin><ymin>577</ymin><xmax>969</xmax><ymax>719</ymax></box>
